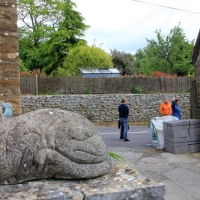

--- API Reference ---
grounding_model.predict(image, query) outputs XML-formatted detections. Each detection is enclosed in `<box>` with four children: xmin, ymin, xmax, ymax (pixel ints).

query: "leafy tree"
<box><xmin>133</xmin><ymin>49</ymin><xmax>146</xmax><ymax>74</ymax></box>
<box><xmin>134</xmin><ymin>24</ymin><xmax>194</xmax><ymax>76</ymax></box>
<box><xmin>19</xmin><ymin>59</ymin><xmax>28</xmax><ymax>72</ymax></box>
<box><xmin>41</xmin><ymin>1</ymin><xmax>89</xmax><ymax>74</ymax></box>
<box><xmin>55</xmin><ymin>45</ymin><xmax>113</xmax><ymax>76</ymax></box>
<box><xmin>18</xmin><ymin>0</ymin><xmax>64</xmax><ymax>48</ymax></box>
<box><xmin>110</xmin><ymin>49</ymin><xmax>134</xmax><ymax>75</ymax></box>
<box><xmin>18</xmin><ymin>0</ymin><xmax>89</xmax><ymax>74</ymax></box>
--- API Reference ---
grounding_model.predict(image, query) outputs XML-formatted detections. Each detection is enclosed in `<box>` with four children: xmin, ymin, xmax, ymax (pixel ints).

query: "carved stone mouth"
<box><xmin>69</xmin><ymin>149</ymin><xmax>106</xmax><ymax>164</ymax></box>
<box><xmin>74</xmin><ymin>149</ymin><xmax>104</xmax><ymax>157</ymax></box>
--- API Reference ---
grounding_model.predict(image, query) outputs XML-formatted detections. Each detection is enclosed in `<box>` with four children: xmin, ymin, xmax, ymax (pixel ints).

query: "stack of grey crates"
<box><xmin>163</xmin><ymin>119</ymin><xmax>200</xmax><ymax>154</ymax></box>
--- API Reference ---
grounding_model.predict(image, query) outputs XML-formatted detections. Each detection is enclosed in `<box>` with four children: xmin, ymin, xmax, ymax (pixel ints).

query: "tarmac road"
<box><xmin>98</xmin><ymin>125</ymin><xmax>154</xmax><ymax>151</ymax></box>
<box><xmin>98</xmin><ymin>126</ymin><xmax>200</xmax><ymax>200</ymax></box>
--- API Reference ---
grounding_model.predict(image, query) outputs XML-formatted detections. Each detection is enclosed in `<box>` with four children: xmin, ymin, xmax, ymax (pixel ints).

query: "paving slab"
<box><xmin>163</xmin><ymin>180</ymin><xmax>197</xmax><ymax>200</ymax></box>
<box><xmin>108</xmin><ymin>147</ymin><xmax>200</xmax><ymax>200</ymax></box>
<box><xmin>161</xmin><ymin>152</ymin><xmax>200</xmax><ymax>164</ymax></box>
<box><xmin>164</xmin><ymin>167</ymin><xmax>200</xmax><ymax>199</ymax></box>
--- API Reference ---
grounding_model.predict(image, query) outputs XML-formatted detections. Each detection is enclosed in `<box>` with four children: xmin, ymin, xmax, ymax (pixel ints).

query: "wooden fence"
<box><xmin>20</xmin><ymin>76</ymin><xmax>195</xmax><ymax>95</ymax></box>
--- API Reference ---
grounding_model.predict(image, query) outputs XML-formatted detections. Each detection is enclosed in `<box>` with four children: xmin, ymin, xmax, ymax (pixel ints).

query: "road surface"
<box><xmin>98</xmin><ymin>126</ymin><xmax>155</xmax><ymax>151</ymax></box>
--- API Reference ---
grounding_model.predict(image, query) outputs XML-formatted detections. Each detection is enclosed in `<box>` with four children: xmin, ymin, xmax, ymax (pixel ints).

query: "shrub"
<box><xmin>20</xmin><ymin>68</ymin><xmax>47</xmax><ymax>77</ymax></box>
<box><xmin>85</xmin><ymin>89</ymin><xmax>91</xmax><ymax>94</ymax></box>
<box><xmin>151</xmin><ymin>71</ymin><xmax>177</xmax><ymax>78</ymax></box>
<box><xmin>134</xmin><ymin>74</ymin><xmax>147</xmax><ymax>77</ymax></box>
<box><xmin>131</xmin><ymin>86</ymin><xmax>143</xmax><ymax>94</ymax></box>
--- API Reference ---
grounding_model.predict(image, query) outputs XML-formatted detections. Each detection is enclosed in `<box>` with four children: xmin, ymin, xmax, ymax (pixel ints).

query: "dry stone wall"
<box><xmin>0</xmin><ymin>0</ymin><xmax>21</xmax><ymax>116</ymax></box>
<box><xmin>194</xmin><ymin>53</ymin><xmax>200</xmax><ymax>77</ymax></box>
<box><xmin>21</xmin><ymin>94</ymin><xmax>190</xmax><ymax>123</ymax></box>
<box><xmin>194</xmin><ymin>79</ymin><xmax>200</xmax><ymax>119</ymax></box>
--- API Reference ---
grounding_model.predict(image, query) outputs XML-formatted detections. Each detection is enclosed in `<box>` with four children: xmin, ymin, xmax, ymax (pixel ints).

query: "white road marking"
<box><xmin>100</xmin><ymin>131</ymin><xmax>148</xmax><ymax>135</ymax></box>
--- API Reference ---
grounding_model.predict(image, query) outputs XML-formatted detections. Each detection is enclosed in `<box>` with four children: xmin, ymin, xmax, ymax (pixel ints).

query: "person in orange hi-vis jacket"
<box><xmin>159</xmin><ymin>97</ymin><xmax>172</xmax><ymax>116</ymax></box>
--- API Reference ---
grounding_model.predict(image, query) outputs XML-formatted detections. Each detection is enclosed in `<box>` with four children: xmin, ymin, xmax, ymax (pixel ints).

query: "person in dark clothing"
<box><xmin>118</xmin><ymin>120</ymin><xmax>129</xmax><ymax>139</ymax></box>
<box><xmin>118</xmin><ymin>120</ymin><xmax>124</xmax><ymax>139</ymax></box>
<box><xmin>118</xmin><ymin>98</ymin><xmax>130</xmax><ymax>141</ymax></box>
<box><xmin>172</xmin><ymin>97</ymin><xmax>181</xmax><ymax>120</ymax></box>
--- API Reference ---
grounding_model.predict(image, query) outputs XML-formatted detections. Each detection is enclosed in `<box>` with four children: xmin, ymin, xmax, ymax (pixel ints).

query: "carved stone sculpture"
<box><xmin>0</xmin><ymin>102</ymin><xmax>4</xmax><ymax>122</ymax></box>
<box><xmin>0</xmin><ymin>109</ymin><xmax>111</xmax><ymax>184</ymax></box>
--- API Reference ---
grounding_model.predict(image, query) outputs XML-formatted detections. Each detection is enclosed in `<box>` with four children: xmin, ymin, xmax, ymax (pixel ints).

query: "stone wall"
<box><xmin>192</xmin><ymin>78</ymin><xmax>200</xmax><ymax>119</ymax></box>
<box><xmin>194</xmin><ymin>53</ymin><xmax>200</xmax><ymax>78</ymax></box>
<box><xmin>21</xmin><ymin>94</ymin><xmax>190</xmax><ymax>123</ymax></box>
<box><xmin>0</xmin><ymin>0</ymin><xmax>21</xmax><ymax>116</ymax></box>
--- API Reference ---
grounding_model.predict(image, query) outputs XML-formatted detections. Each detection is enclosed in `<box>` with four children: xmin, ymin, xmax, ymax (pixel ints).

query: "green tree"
<box><xmin>55</xmin><ymin>45</ymin><xmax>113</xmax><ymax>76</ymax></box>
<box><xmin>18</xmin><ymin>0</ymin><xmax>89</xmax><ymax>73</ymax></box>
<box><xmin>41</xmin><ymin>1</ymin><xmax>89</xmax><ymax>74</ymax></box>
<box><xmin>134</xmin><ymin>24</ymin><xmax>194</xmax><ymax>76</ymax></box>
<box><xmin>110</xmin><ymin>49</ymin><xmax>134</xmax><ymax>75</ymax></box>
<box><xmin>133</xmin><ymin>49</ymin><xmax>146</xmax><ymax>74</ymax></box>
<box><xmin>19</xmin><ymin>59</ymin><xmax>28</xmax><ymax>72</ymax></box>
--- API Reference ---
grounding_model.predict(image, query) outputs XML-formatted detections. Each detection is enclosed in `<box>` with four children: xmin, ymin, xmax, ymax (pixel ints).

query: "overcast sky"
<box><xmin>73</xmin><ymin>0</ymin><xmax>200</xmax><ymax>54</ymax></box>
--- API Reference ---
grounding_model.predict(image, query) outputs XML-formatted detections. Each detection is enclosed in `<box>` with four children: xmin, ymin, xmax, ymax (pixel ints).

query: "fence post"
<box><xmin>160</xmin><ymin>77</ymin><xmax>163</xmax><ymax>93</ymax></box>
<box><xmin>187</xmin><ymin>76</ymin><xmax>189</xmax><ymax>93</ymax></box>
<box><xmin>35</xmin><ymin>74</ymin><xmax>38</xmax><ymax>95</ymax></box>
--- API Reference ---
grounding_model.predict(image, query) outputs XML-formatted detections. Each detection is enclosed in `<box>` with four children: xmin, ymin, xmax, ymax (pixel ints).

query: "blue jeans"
<box><xmin>119</xmin><ymin>118</ymin><xmax>128</xmax><ymax>140</ymax></box>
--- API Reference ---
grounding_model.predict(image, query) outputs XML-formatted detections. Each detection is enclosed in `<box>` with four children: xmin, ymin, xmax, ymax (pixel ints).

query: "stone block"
<box><xmin>0</xmin><ymin>163</ymin><xmax>165</xmax><ymax>200</ymax></box>
<box><xmin>163</xmin><ymin>129</ymin><xmax>189</xmax><ymax>138</ymax></box>
<box><xmin>163</xmin><ymin>120</ymin><xmax>190</xmax><ymax>132</ymax></box>
<box><xmin>3</xmin><ymin>68</ymin><xmax>19</xmax><ymax>77</ymax></box>
<box><xmin>0</xmin><ymin>52</ymin><xmax>19</xmax><ymax>61</ymax></box>
<box><xmin>1</xmin><ymin>7</ymin><xmax>17</xmax><ymax>15</ymax></box>
<box><xmin>0</xmin><ymin>78</ymin><xmax>20</xmax><ymax>87</ymax></box>
<box><xmin>0</xmin><ymin>0</ymin><xmax>17</xmax><ymax>5</ymax></box>
<box><xmin>165</xmin><ymin>140</ymin><xmax>188</xmax><ymax>147</ymax></box>
<box><xmin>0</xmin><ymin>42</ymin><xmax>18</xmax><ymax>52</ymax></box>
<box><xmin>0</xmin><ymin>87</ymin><xmax>20</xmax><ymax>97</ymax></box>
<box><xmin>167</xmin><ymin>125</ymin><xmax>189</xmax><ymax>131</ymax></box>
<box><xmin>165</xmin><ymin>143</ymin><xmax>190</xmax><ymax>155</ymax></box>
<box><xmin>164</xmin><ymin>120</ymin><xmax>190</xmax><ymax>127</ymax></box>
<box><xmin>189</xmin><ymin>143</ymin><xmax>200</xmax><ymax>153</ymax></box>
<box><xmin>189</xmin><ymin>119</ymin><xmax>200</xmax><ymax>124</ymax></box>
<box><xmin>0</xmin><ymin>19</ymin><xmax>17</xmax><ymax>32</ymax></box>
<box><xmin>6</xmin><ymin>96</ymin><xmax>21</xmax><ymax>104</ymax></box>
<box><xmin>164</xmin><ymin>136</ymin><xmax>189</xmax><ymax>143</ymax></box>
<box><xmin>189</xmin><ymin>128</ymin><xmax>200</xmax><ymax>136</ymax></box>
<box><xmin>163</xmin><ymin>122</ymin><xmax>168</xmax><ymax>131</ymax></box>
<box><xmin>190</xmin><ymin>124</ymin><xmax>200</xmax><ymax>129</ymax></box>
<box><xmin>189</xmin><ymin>119</ymin><xmax>200</xmax><ymax>128</ymax></box>
<box><xmin>12</xmin><ymin>105</ymin><xmax>21</xmax><ymax>117</ymax></box>
<box><xmin>190</xmin><ymin>136</ymin><xmax>200</xmax><ymax>142</ymax></box>
<box><xmin>0</xmin><ymin>32</ymin><xmax>18</xmax><ymax>40</ymax></box>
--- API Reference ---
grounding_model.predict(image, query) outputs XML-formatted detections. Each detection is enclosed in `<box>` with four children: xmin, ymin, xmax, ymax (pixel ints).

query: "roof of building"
<box><xmin>79</xmin><ymin>68</ymin><xmax>121</xmax><ymax>74</ymax></box>
<box><xmin>192</xmin><ymin>30</ymin><xmax>200</xmax><ymax>65</ymax></box>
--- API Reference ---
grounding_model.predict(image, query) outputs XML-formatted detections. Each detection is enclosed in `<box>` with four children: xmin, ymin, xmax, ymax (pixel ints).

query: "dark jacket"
<box><xmin>172</xmin><ymin>101</ymin><xmax>181</xmax><ymax>120</ymax></box>
<box><xmin>118</xmin><ymin>104</ymin><xmax>129</xmax><ymax>119</ymax></box>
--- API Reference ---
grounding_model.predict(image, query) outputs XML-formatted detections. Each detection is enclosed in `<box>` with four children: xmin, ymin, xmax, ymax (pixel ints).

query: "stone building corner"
<box><xmin>0</xmin><ymin>0</ymin><xmax>21</xmax><ymax>116</ymax></box>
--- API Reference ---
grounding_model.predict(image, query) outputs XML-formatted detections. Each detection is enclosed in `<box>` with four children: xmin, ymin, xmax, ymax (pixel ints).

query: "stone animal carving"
<box><xmin>0</xmin><ymin>102</ymin><xmax>4</xmax><ymax>122</ymax></box>
<box><xmin>0</xmin><ymin>109</ymin><xmax>111</xmax><ymax>184</ymax></box>
<box><xmin>0</xmin><ymin>106</ymin><xmax>3</xmax><ymax>122</ymax></box>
